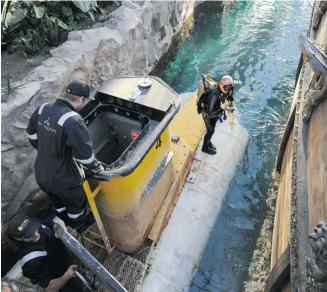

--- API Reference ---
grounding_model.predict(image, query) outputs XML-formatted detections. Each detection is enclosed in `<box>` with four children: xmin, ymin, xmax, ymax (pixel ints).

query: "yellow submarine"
<box><xmin>80</xmin><ymin>76</ymin><xmax>204</xmax><ymax>254</ymax></box>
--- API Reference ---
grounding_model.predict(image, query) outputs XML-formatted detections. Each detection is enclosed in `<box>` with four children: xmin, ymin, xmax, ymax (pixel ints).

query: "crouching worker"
<box><xmin>197</xmin><ymin>74</ymin><xmax>235</xmax><ymax>155</ymax></box>
<box><xmin>7</xmin><ymin>215</ymin><xmax>84</xmax><ymax>292</ymax></box>
<box><xmin>26</xmin><ymin>80</ymin><xmax>106</xmax><ymax>232</ymax></box>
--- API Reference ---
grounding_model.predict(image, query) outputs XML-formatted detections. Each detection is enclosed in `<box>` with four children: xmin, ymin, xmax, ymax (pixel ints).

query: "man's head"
<box><xmin>63</xmin><ymin>80</ymin><xmax>93</xmax><ymax>111</ymax></box>
<box><xmin>7</xmin><ymin>215</ymin><xmax>40</xmax><ymax>242</ymax></box>
<box><xmin>219</xmin><ymin>75</ymin><xmax>234</xmax><ymax>95</ymax></box>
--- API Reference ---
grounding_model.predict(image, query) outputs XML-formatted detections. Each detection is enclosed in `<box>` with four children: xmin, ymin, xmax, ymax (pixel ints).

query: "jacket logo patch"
<box><xmin>18</xmin><ymin>219</ymin><xmax>29</xmax><ymax>231</ymax></box>
<box><xmin>44</xmin><ymin>117</ymin><xmax>50</xmax><ymax>126</ymax></box>
<box><xmin>38</xmin><ymin>120</ymin><xmax>57</xmax><ymax>135</ymax></box>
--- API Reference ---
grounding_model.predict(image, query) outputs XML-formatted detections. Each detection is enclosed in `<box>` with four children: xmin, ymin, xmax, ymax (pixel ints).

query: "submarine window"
<box><xmin>87</xmin><ymin>110</ymin><xmax>149</xmax><ymax>166</ymax></box>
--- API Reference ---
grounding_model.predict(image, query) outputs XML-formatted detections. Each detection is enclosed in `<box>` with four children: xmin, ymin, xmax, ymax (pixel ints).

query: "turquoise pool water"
<box><xmin>155</xmin><ymin>1</ymin><xmax>311</xmax><ymax>291</ymax></box>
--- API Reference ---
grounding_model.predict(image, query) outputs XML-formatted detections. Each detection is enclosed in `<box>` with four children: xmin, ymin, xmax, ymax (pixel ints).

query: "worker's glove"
<box><xmin>53</xmin><ymin>216</ymin><xmax>67</xmax><ymax>238</ymax></box>
<box><xmin>91</xmin><ymin>163</ymin><xmax>104</xmax><ymax>174</ymax></box>
<box><xmin>86</xmin><ymin>164</ymin><xmax>111</xmax><ymax>181</ymax></box>
<box><xmin>91</xmin><ymin>170</ymin><xmax>111</xmax><ymax>181</ymax></box>
<box><xmin>85</xmin><ymin>163</ymin><xmax>104</xmax><ymax>176</ymax></box>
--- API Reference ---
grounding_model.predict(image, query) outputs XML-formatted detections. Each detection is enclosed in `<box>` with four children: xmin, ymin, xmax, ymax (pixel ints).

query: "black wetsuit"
<box><xmin>200</xmin><ymin>86</ymin><xmax>234</xmax><ymax>149</ymax></box>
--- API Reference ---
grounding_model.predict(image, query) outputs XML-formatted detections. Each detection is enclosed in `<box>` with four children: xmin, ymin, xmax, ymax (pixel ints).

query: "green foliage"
<box><xmin>1</xmin><ymin>0</ymin><xmax>112</xmax><ymax>56</ymax></box>
<box><xmin>1</xmin><ymin>76</ymin><xmax>25</xmax><ymax>103</ymax></box>
<box><xmin>4</xmin><ymin>7</ymin><xmax>28</xmax><ymax>27</ymax></box>
<box><xmin>11</xmin><ymin>29</ymin><xmax>45</xmax><ymax>56</ymax></box>
<box><xmin>33</xmin><ymin>5</ymin><xmax>45</xmax><ymax>19</ymax></box>
<box><xmin>72</xmin><ymin>1</ymin><xmax>97</xmax><ymax>13</ymax></box>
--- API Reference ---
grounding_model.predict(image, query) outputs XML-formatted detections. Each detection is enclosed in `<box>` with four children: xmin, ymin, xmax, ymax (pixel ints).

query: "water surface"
<box><xmin>155</xmin><ymin>1</ymin><xmax>311</xmax><ymax>291</ymax></box>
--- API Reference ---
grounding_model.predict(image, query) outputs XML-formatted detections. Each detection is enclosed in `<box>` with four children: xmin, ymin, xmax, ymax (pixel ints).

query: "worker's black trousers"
<box><xmin>202</xmin><ymin>115</ymin><xmax>217</xmax><ymax>149</ymax></box>
<box><xmin>38</xmin><ymin>183</ymin><xmax>87</xmax><ymax>226</ymax></box>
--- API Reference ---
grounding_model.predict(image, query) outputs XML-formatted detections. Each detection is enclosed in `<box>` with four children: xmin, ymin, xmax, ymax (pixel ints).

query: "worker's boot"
<box><xmin>75</xmin><ymin>212</ymin><xmax>95</xmax><ymax>234</ymax></box>
<box><xmin>55</xmin><ymin>209</ymin><xmax>69</xmax><ymax>223</ymax></box>
<box><xmin>201</xmin><ymin>145</ymin><xmax>216</xmax><ymax>155</ymax></box>
<box><xmin>208</xmin><ymin>142</ymin><xmax>216</xmax><ymax>150</ymax></box>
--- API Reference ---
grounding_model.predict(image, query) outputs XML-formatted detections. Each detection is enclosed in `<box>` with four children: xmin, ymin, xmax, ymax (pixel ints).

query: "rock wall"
<box><xmin>1</xmin><ymin>1</ymin><xmax>195</xmax><ymax>222</ymax></box>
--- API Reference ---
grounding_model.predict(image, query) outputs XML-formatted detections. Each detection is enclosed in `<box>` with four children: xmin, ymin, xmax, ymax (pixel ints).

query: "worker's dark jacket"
<box><xmin>18</xmin><ymin>224</ymin><xmax>69</xmax><ymax>288</ymax></box>
<box><xmin>18</xmin><ymin>224</ymin><xmax>81</xmax><ymax>291</ymax></box>
<box><xmin>26</xmin><ymin>98</ymin><xmax>100</xmax><ymax>189</ymax></box>
<box><xmin>200</xmin><ymin>87</ymin><xmax>234</xmax><ymax>119</ymax></box>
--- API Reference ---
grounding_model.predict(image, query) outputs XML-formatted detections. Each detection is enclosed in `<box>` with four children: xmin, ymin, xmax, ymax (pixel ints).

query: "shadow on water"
<box><xmin>153</xmin><ymin>1</ymin><xmax>311</xmax><ymax>291</ymax></box>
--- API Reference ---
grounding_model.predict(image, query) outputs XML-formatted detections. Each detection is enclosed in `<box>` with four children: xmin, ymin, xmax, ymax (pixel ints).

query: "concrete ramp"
<box><xmin>141</xmin><ymin>113</ymin><xmax>248</xmax><ymax>291</ymax></box>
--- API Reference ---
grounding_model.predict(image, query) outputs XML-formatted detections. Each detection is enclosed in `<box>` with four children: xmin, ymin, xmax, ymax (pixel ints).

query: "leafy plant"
<box><xmin>72</xmin><ymin>0</ymin><xmax>98</xmax><ymax>21</ymax></box>
<box><xmin>42</xmin><ymin>14</ymin><xmax>69</xmax><ymax>47</ymax></box>
<box><xmin>33</xmin><ymin>4</ymin><xmax>45</xmax><ymax>19</ymax></box>
<box><xmin>10</xmin><ymin>29</ymin><xmax>45</xmax><ymax>56</ymax></box>
<box><xmin>1</xmin><ymin>1</ymin><xmax>108</xmax><ymax>56</ymax></box>
<box><xmin>1</xmin><ymin>76</ymin><xmax>25</xmax><ymax>103</ymax></box>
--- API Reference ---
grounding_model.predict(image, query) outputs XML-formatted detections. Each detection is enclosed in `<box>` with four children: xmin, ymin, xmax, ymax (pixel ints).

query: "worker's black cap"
<box><xmin>7</xmin><ymin>215</ymin><xmax>40</xmax><ymax>239</ymax></box>
<box><xmin>66</xmin><ymin>80</ymin><xmax>92</xmax><ymax>99</ymax></box>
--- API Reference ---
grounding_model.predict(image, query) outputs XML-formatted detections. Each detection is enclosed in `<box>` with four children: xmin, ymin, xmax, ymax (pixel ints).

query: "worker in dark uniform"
<box><xmin>7</xmin><ymin>214</ymin><xmax>83</xmax><ymax>292</ymax></box>
<box><xmin>198</xmin><ymin>75</ymin><xmax>234</xmax><ymax>155</ymax></box>
<box><xmin>26</xmin><ymin>80</ymin><xmax>104</xmax><ymax>231</ymax></box>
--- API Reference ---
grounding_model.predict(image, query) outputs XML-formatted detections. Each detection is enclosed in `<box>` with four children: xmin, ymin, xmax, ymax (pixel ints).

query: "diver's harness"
<box><xmin>197</xmin><ymin>74</ymin><xmax>234</xmax><ymax>122</ymax></box>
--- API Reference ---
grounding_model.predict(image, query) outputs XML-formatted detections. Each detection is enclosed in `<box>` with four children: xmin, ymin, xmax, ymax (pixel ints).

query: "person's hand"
<box><xmin>85</xmin><ymin>163</ymin><xmax>104</xmax><ymax>177</ymax></box>
<box><xmin>91</xmin><ymin>163</ymin><xmax>104</xmax><ymax>173</ymax></box>
<box><xmin>66</xmin><ymin>265</ymin><xmax>77</xmax><ymax>278</ymax></box>
<box><xmin>53</xmin><ymin>216</ymin><xmax>67</xmax><ymax>238</ymax></box>
<box><xmin>53</xmin><ymin>216</ymin><xmax>67</xmax><ymax>229</ymax></box>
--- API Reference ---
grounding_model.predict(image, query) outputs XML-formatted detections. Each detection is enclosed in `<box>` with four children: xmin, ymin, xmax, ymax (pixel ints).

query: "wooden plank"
<box><xmin>307</xmin><ymin>99</ymin><xmax>327</xmax><ymax>230</ymax></box>
<box><xmin>147</xmin><ymin>177</ymin><xmax>179</xmax><ymax>242</ymax></box>
<box><xmin>265</xmin><ymin>246</ymin><xmax>290</xmax><ymax>292</ymax></box>
<box><xmin>289</xmin><ymin>65</ymin><xmax>310</xmax><ymax>292</ymax></box>
<box><xmin>148</xmin><ymin>93</ymin><xmax>205</xmax><ymax>243</ymax></box>
<box><xmin>276</xmin><ymin>108</ymin><xmax>295</xmax><ymax>173</ymax></box>
<box><xmin>270</xmin><ymin>130</ymin><xmax>293</xmax><ymax>268</ymax></box>
<box><xmin>157</xmin><ymin>147</ymin><xmax>193</xmax><ymax>240</ymax></box>
<box><xmin>82</xmin><ymin>236</ymin><xmax>107</xmax><ymax>250</ymax></box>
<box><xmin>276</xmin><ymin>69</ymin><xmax>304</xmax><ymax>174</ymax></box>
<box><xmin>148</xmin><ymin>138</ymin><xmax>193</xmax><ymax>242</ymax></box>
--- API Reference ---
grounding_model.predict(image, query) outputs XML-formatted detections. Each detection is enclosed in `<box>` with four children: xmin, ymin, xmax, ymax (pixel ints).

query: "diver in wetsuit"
<box><xmin>197</xmin><ymin>75</ymin><xmax>235</xmax><ymax>155</ymax></box>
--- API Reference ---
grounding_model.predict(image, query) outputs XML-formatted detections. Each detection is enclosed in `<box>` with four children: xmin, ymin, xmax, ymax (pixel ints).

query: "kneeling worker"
<box><xmin>26</xmin><ymin>80</ymin><xmax>105</xmax><ymax>232</ymax></box>
<box><xmin>7</xmin><ymin>215</ymin><xmax>83</xmax><ymax>291</ymax></box>
<box><xmin>197</xmin><ymin>75</ymin><xmax>235</xmax><ymax>155</ymax></box>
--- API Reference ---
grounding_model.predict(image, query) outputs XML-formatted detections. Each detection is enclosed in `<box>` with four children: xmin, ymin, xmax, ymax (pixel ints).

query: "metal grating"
<box><xmin>13</xmin><ymin>226</ymin><xmax>153</xmax><ymax>292</ymax></box>
<box><xmin>14</xmin><ymin>274</ymin><xmax>43</xmax><ymax>291</ymax></box>
<box><xmin>83</xmin><ymin>242</ymin><xmax>149</xmax><ymax>292</ymax></box>
<box><xmin>77</xmin><ymin>226</ymin><xmax>152</xmax><ymax>291</ymax></box>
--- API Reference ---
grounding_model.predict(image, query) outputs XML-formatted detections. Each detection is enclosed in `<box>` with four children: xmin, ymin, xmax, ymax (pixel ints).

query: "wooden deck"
<box><xmin>270</xmin><ymin>130</ymin><xmax>293</xmax><ymax>269</ymax></box>
<box><xmin>268</xmin><ymin>67</ymin><xmax>327</xmax><ymax>291</ymax></box>
<box><xmin>307</xmin><ymin>99</ymin><xmax>327</xmax><ymax>230</ymax></box>
<box><xmin>267</xmin><ymin>6</ymin><xmax>327</xmax><ymax>289</ymax></box>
